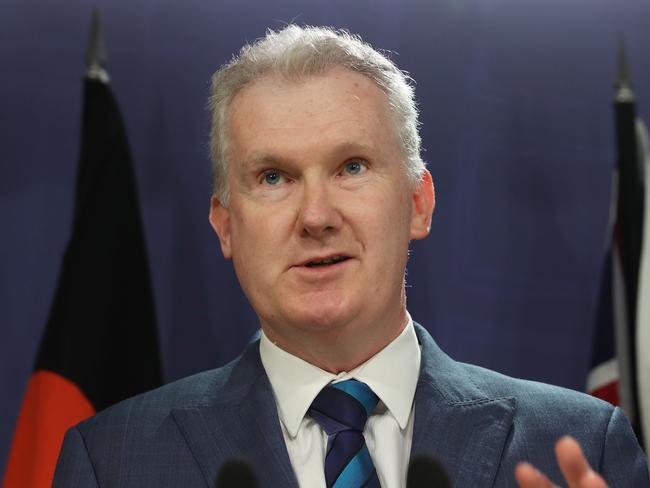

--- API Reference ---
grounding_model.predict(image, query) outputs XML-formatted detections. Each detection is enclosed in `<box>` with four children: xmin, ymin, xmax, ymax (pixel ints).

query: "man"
<box><xmin>54</xmin><ymin>25</ymin><xmax>648</xmax><ymax>487</ymax></box>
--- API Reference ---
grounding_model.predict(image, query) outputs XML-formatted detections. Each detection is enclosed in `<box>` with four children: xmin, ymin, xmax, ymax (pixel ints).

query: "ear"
<box><xmin>209</xmin><ymin>195</ymin><xmax>233</xmax><ymax>259</ymax></box>
<box><xmin>410</xmin><ymin>169</ymin><xmax>435</xmax><ymax>240</ymax></box>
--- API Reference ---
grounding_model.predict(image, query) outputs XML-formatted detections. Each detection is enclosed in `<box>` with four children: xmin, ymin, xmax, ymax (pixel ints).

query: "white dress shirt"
<box><xmin>259</xmin><ymin>316</ymin><xmax>421</xmax><ymax>488</ymax></box>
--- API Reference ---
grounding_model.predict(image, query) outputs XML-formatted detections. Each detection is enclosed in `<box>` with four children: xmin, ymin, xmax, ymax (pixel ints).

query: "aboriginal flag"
<box><xmin>2</xmin><ymin>72</ymin><xmax>163</xmax><ymax>486</ymax></box>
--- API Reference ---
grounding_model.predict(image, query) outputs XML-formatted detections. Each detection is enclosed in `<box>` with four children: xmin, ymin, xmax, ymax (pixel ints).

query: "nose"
<box><xmin>296</xmin><ymin>180</ymin><xmax>343</xmax><ymax>238</ymax></box>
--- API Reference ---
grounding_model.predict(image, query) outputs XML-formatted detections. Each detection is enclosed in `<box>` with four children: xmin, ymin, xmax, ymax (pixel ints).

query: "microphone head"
<box><xmin>216</xmin><ymin>458</ymin><xmax>258</xmax><ymax>488</ymax></box>
<box><xmin>407</xmin><ymin>454</ymin><xmax>451</xmax><ymax>488</ymax></box>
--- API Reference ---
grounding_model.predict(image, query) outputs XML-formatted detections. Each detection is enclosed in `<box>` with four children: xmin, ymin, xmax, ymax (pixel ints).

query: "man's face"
<box><xmin>210</xmin><ymin>67</ymin><xmax>433</xmax><ymax>357</ymax></box>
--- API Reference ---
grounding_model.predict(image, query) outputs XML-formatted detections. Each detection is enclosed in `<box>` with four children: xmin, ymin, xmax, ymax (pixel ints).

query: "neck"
<box><xmin>261</xmin><ymin>308</ymin><xmax>409</xmax><ymax>373</ymax></box>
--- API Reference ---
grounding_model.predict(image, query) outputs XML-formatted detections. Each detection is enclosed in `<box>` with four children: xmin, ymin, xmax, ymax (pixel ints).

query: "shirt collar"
<box><xmin>259</xmin><ymin>315</ymin><xmax>421</xmax><ymax>438</ymax></box>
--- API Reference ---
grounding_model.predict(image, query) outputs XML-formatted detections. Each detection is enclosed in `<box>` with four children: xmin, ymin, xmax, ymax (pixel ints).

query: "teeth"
<box><xmin>306</xmin><ymin>256</ymin><xmax>346</xmax><ymax>267</ymax></box>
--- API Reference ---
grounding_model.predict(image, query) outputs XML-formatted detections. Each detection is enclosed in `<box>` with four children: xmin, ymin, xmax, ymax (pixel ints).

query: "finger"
<box><xmin>555</xmin><ymin>436</ymin><xmax>608</xmax><ymax>488</ymax></box>
<box><xmin>515</xmin><ymin>462</ymin><xmax>559</xmax><ymax>488</ymax></box>
<box><xmin>582</xmin><ymin>470</ymin><xmax>609</xmax><ymax>488</ymax></box>
<box><xmin>556</xmin><ymin>436</ymin><xmax>589</xmax><ymax>485</ymax></box>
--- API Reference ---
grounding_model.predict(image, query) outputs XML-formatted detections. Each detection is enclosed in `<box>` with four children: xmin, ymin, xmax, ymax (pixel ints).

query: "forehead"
<box><xmin>226</xmin><ymin>67</ymin><xmax>401</xmax><ymax>163</ymax></box>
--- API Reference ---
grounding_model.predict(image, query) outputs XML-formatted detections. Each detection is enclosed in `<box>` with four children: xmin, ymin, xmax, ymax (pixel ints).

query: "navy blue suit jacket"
<box><xmin>54</xmin><ymin>324</ymin><xmax>649</xmax><ymax>487</ymax></box>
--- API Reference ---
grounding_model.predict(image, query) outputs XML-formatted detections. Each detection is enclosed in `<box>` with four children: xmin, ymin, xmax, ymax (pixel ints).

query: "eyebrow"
<box><xmin>241</xmin><ymin>142</ymin><xmax>376</xmax><ymax>170</ymax></box>
<box><xmin>241</xmin><ymin>153</ymin><xmax>284</xmax><ymax>170</ymax></box>
<box><xmin>330</xmin><ymin>141</ymin><xmax>375</xmax><ymax>157</ymax></box>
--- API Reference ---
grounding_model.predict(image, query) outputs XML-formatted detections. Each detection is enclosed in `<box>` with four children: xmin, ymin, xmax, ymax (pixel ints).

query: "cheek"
<box><xmin>353</xmin><ymin>191</ymin><xmax>412</xmax><ymax>261</ymax></box>
<box><xmin>359</xmin><ymin>187</ymin><xmax>411</xmax><ymax>231</ymax></box>
<box><xmin>229</xmin><ymin>204</ymin><xmax>290</xmax><ymax>264</ymax></box>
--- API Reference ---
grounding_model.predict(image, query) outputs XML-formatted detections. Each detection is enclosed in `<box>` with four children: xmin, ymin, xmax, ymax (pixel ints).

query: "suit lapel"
<box><xmin>412</xmin><ymin>324</ymin><xmax>516</xmax><ymax>487</ymax></box>
<box><xmin>171</xmin><ymin>344</ymin><xmax>298</xmax><ymax>488</ymax></box>
<box><xmin>169</xmin><ymin>324</ymin><xmax>514</xmax><ymax>487</ymax></box>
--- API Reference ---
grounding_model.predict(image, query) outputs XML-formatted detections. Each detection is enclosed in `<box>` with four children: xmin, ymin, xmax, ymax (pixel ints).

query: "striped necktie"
<box><xmin>308</xmin><ymin>379</ymin><xmax>381</xmax><ymax>488</ymax></box>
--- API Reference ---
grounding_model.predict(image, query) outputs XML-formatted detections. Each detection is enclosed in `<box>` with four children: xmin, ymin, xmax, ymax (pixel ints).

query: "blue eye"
<box><xmin>344</xmin><ymin>160</ymin><xmax>367</xmax><ymax>175</ymax></box>
<box><xmin>262</xmin><ymin>170</ymin><xmax>284</xmax><ymax>185</ymax></box>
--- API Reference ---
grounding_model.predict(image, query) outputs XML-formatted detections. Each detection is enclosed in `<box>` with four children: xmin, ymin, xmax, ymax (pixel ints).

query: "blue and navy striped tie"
<box><xmin>308</xmin><ymin>379</ymin><xmax>381</xmax><ymax>488</ymax></box>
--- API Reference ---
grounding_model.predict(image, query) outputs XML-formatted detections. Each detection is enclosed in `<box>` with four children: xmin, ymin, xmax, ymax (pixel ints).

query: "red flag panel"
<box><xmin>2</xmin><ymin>371</ymin><xmax>95</xmax><ymax>488</ymax></box>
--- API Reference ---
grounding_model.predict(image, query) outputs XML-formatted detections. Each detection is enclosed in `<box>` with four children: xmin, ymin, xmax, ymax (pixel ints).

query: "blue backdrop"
<box><xmin>2</xmin><ymin>0</ymin><xmax>649</xmax><ymax>475</ymax></box>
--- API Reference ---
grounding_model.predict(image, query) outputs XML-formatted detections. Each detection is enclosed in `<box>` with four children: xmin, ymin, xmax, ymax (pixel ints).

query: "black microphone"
<box><xmin>407</xmin><ymin>454</ymin><xmax>452</xmax><ymax>488</ymax></box>
<box><xmin>216</xmin><ymin>459</ymin><xmax>259</xmax><ymax>488</ymax></box>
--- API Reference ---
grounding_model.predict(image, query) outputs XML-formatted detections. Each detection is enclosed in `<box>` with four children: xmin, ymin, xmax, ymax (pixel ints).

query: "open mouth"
<box><xmin>304</xmin><ymin>256</ymin><xmax>350</xmax><ymax>268</ymax></box>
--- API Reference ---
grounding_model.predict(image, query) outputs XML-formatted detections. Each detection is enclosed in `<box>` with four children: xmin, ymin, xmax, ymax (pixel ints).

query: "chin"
<box><xmin>285</xmin><ymin>299</ymin><xmax>359</xmax><ymax>332</ymax></box>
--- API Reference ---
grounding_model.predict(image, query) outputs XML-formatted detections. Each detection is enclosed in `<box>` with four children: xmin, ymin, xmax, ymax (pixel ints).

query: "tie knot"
<box><xmin>308</xmin><ymin>379</ymin><xmax>379</xmax><ymax>435</ymax></box>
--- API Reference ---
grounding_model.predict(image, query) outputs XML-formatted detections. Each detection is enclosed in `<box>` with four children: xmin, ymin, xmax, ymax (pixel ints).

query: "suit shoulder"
<box><xmin>459</xmin><ymin>361</ymin><xmax>616</xmax><ymax>419</ymax></box>
<box><xmin>55</xmin><ymin>357</ymin><xmax>257</xmax><ymax>486</ymax></box>
<box><xmin>76</xmin><ymin>358</ymin><xmax>241</xmax><ymax>436</ymax></box>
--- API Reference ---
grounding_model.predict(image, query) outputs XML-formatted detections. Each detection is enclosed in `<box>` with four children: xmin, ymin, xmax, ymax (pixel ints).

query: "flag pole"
<box><xmin>85</xmin><ymin>8</ymin><xmax>109</xmax><ymax>83</ymax></box>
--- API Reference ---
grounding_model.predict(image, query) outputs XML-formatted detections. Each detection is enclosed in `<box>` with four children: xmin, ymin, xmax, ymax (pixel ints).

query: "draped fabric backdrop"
<box><xmin>1</xmin><ymin>0</ymin><xmax>649</xmax><ymax>475</ymax></box>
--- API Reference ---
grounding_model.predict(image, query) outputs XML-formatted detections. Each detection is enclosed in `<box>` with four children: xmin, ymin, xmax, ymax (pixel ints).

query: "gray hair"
<box><xmin>209</xmin><ymin>25</ymin><xmax>425</xmax><ymax>205</ymax></box>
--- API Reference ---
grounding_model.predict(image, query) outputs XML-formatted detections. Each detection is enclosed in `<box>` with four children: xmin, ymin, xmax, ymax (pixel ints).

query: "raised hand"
<box><xmin>515</xmin><ymin>436</ymin><xmax>608</xmax><ymax>488</ymax></box>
